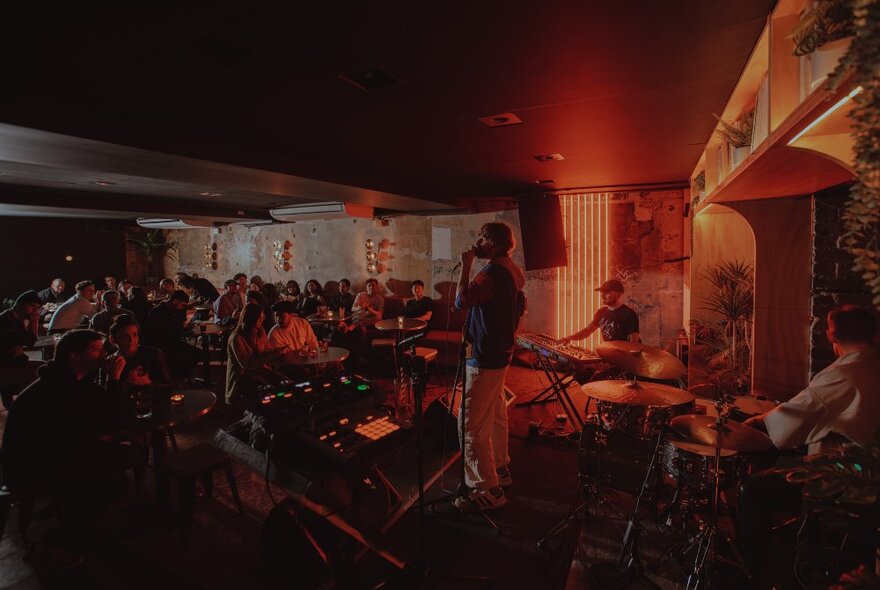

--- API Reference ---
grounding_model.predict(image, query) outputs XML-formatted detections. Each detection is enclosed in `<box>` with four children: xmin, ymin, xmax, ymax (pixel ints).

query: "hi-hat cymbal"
<box><xmin>670</xmin><ymin>415</ymin><xmax>773</xmax><ymax>452</ymax></box>
<box><xmin>597</xmin><ymin>341</ymin><xmax>686</xmax><ymax>380</ymax></box>
<box><xmin>581</xmin><ymin>380</ymin><xmax>694</xmax><ymax>407</ymax></box>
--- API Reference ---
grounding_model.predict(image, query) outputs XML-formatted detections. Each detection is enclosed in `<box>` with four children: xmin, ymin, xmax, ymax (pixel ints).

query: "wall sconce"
<box><xmin>365</xmin><ymin>238</ymin><xmax>377</xmax><ymax>274</ymax></box>
<box><xmin>273</xmin><ymin>240</ymin><xmax>292</xmax><ymax>272</ymax></box>
<box><xmin>203</xmin><ymin>242</ymin><xmax>217</xmax><ymax>270</ymax></box>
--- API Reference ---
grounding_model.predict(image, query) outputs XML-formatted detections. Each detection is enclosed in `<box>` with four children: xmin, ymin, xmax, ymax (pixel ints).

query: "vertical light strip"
<box><xmin>554</xmin><ymin>192</ymin><xmax>613</xmax><ymax>348</ymax></box>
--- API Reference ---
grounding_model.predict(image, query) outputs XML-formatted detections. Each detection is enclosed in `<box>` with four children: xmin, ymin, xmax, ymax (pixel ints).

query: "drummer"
<box><xmin>557</xmin><ymin>279</ymin><xmax>639</xmax><ymax>346</ymax></box>
<box><xmin>738</xmin><ymin>305</ymin><xmax>880</xmax><ymax>588</ymax></box>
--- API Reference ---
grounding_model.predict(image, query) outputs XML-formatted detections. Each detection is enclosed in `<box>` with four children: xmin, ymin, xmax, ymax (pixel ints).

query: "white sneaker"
<box><xmin>453</xmin><ymin>487</ymin><xmax>507</xmax><ymax>512</ymax></box>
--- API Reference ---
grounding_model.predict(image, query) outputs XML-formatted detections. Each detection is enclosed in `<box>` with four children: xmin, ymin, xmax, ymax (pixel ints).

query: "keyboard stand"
<box><xmin>516</xmin><ymin>352</ymin><xmax>584</xmax><ymax>430</ymax></box>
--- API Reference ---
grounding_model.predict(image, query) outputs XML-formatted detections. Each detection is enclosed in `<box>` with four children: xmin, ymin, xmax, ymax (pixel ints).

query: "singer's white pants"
<box><xmin>459</xmin><ymin>364</ymin><xmax>510</xmax><ymax>490</ymax></box>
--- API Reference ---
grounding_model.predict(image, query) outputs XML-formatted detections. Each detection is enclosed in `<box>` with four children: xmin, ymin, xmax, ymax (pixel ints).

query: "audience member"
<box><xmin>0</xmin><ymin>290</ymin><xmax>42</xmax><ymax>408</ymax></box>
<box><xmin>234</xmin><ymin>273</ymin><xmax>248</xmax><ymax>307</ymax></box>
<box><xmin>176</xmin><ymin>273</ymin><xmax>220</xmax><ymax>303</ymax></box>
<box><xmin>156</xmin><ymin>278</ymin><xmax>176</xmax><ymax>301</ymax></box>
<box><xmin>108</xmin><ymin>316</ymin><xmax>171</xmax><ymax>391</ymax></box>
<box><xmin>118</xmin><ymin>279</ymin><xmax>134</xmax><ymax>301</ymax></box>
<box><xmin>405</xmin><ymin>279</ymin><xmax>433</xmax><ymax>321</ymax></box>
<box><xmin>144</xmin><ymin>290</ymin><xmax>199</xmax><ymax>381</ymax></box>
<box><xmin>268</xmin><ymin>301</ymin><xmax>318</xmax><ymax>352</ymax></box>
<box><xmin>89</xmin><ymin>290</ymin><xmax>131</xmax><ymax>334</ymax></box>
<box><xmin>123</xmin><ymin>286</ymin><xmax>153</xmax><ymax>326</ymax></box>
<box><xmin>0</xmin><ymin>329</ymin><xmax>132</xmax><ymax>551</ymax></box>
<box><xmin>262</xmin><ymin>283</ymin><xmax>281</xmax><ymax>307</ymax></box>
<box><xmin>284</xmin><ymin>280</ymin><xmax>304</xmax><ymax>310</ymax></box>
<box><xmin>48</xmin><ymin>280</ymin><xmax>99</xmax><ymax>332</ymax></box>
<box><xmin>225</xmin><ymin>303</ymin><xmax>289</xmax><ymax>404</ymax></box>
<box><xmin>350</xmin><ymin>278</ymin><xmax>384</xmax><ymax>327</ymax></box>
<box><xmin>299</xmin><ymin>279</ymin><xmax>327</xmax><ymax>317</ymax></box>
<box><xmin>214</xmin><ymin>279</ymin><xmax>242</xmax><ymax>326</ymax></box>
<box><xmin>104</xmin><ymin>276</ymin><xmax>118</xmax><ymax>291</ymax></box>
<box><xmin>248</xmin><ymin>275</ymin><xmax>265</xmax><ymax>291</ymax></box>
<box><xmin>328</xmin><ymin>278</ymin><xmax>356</xmax><ymax>315</ymax></box>
<box><xmin>37</xmin><ymin>278</ymin><xmax>68</xmax><ymax>304</ymax></box>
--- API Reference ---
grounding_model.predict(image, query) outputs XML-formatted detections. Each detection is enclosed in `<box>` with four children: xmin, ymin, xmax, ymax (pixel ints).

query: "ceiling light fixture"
<box><xmin>478</xmin><ymin>112</ymin><xmax>523</xmax><ymax>127</ymax></box>
<box><xmin>535</xmin><ymin>179</ymin><xmax>556</xmax><ymax>184</ymax></box>
<box><xmin>532</xmin><ymin>153</ymin><xmax>564</xmax><ymax>162</ymax></box>
<box><xmin>199</xmin><ymin>192</ymin><xmax>222</xmax><ymax>197</ymax></box>
<box><xmin>92</xmin><ymin>180</ymin><xmax>116</xmax><ymax>186</ymax></box>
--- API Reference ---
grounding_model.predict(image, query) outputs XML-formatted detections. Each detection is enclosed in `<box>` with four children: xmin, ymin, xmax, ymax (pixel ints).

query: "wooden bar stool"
<box><xmin>160</xmin><ymin>443</ymin><xmax>244</xmax><ymax>543</ymax></box>
<box><xmin>403</xmin><ymin>347</ymin><xmax>438</xmax><ymax>373</ymax></box>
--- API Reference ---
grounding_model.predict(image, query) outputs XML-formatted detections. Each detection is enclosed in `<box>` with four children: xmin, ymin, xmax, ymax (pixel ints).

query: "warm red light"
<box><xmin>557</xmin><ymin>193</ymin><xmax>610</xmax><ymax>350</ymax></box>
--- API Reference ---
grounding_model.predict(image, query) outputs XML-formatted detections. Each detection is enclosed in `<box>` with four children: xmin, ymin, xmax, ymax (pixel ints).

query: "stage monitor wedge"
<box><xmin>517</xmin><ymin>195</ymin><xmax>567</xmax><ymax>271</ymax></box>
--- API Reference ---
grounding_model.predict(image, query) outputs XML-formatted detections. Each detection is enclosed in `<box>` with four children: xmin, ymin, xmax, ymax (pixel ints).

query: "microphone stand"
<box><xmin>400</xmin><ymin>323</ymin><xmax>491</xmax><ymax>588</ymax></box>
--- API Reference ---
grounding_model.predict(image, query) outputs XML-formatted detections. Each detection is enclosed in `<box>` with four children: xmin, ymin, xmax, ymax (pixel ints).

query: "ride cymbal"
<box><xmin>597</xmin><ymin>341</ymin><xmax>686</xmax><ymax>380</ymax></box>
<box><xmin>670</xmin><ymin>415</ymin><xmax>773</xmax><ymax>452</ymax></box>
<box><xmin>581</xmin><ymin>380</ymin><xmax>694</xmax><ymax>407</ymax></box>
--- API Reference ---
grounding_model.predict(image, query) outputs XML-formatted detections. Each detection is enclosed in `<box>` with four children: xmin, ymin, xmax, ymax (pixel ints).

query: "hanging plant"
<box><xmin>790</xmin><ymin>0</ymin><xmax>856</xmax><ymax>56</ymax></box>
<box><xmin>828</xmin><ymin>0</ymin><xmax>880</xmax><ymax>309</ymax></box>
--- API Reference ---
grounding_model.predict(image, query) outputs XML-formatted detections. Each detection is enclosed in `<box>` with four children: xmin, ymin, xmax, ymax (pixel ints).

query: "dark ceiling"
<box><xmin>0</xmin><ymin>1</ymin><xmax>775</xmax><ymax>220</ymax></box>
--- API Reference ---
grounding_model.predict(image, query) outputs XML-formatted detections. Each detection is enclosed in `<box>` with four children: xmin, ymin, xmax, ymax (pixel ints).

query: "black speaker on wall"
<box><xmin>517</xmin><ymin>195</ymin><xmax>567</xmax><ymax>271</ymax></box>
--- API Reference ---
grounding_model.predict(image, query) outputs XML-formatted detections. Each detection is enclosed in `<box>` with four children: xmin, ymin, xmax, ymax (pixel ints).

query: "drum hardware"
<box><xmin>669</xmin><ymin>399</ymin><xmax>772</xmax><ymax>589</ymax></box>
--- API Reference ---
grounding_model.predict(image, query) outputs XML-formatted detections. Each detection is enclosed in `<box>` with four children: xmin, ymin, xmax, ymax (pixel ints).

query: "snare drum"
<box><xmin>660</xmin><ymin>437</ymin><xmax>741</xmax><ymax>489</ymax></box>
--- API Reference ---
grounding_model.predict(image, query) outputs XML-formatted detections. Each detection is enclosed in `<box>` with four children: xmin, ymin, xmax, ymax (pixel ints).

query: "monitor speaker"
<box><xmin>517</xmin><ymin>195</ymin><xmax>567</xmax><ymax>271</ymax></box>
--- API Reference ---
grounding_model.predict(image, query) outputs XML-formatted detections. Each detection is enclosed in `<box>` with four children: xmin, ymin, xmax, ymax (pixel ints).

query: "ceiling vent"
<box><xmin>532</xmin><ymin>153</ymin><xmax>564</xmax><ymax>161</ymax></box>
<box><xmin>269</xmin><ymin>202</ymin><xmax>373</xmax><ymax>222</ymax></box>
<box><xmin>136</xmin><ymin>218</ymin><xmax>216</xmax><ymax>230</ymax></box>
<box><xmin>339</xmin><ymin>68</ymin><xmax>400</xmax><ymax>91</ymax></box>
<box><xmin>479</xmin><ymin>112</ymin><xmax>523</xmax><ymax>128</ymax></box>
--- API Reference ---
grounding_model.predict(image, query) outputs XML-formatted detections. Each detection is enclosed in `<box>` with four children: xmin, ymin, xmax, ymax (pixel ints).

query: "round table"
<box><xmin>375</xmin><ymin>318</ymin><xmax>427</xmax><ymax>374</ymax></box>
<box><xmin>111</xmin><ymin>388</ymin><xmax>217</xmax><ymax>435</ymax></box>
<box><xmin>109</xmin><ymin>388</ymin><xmax>216</xmax><ymax>505</ymax></box>
<box><xmin>307</xmin><ymin>312</ymin><xmax>351</xmax><ymax>324</ymax></box>
<box><xmin>280</xmin><ymin>345</ymin><xmax>349</xmax><ymax>367</ymax></box>
<box><xmin>26</xmin><ymin>335</ymin><xmax>58</xmax><ymax>360</ymax></box>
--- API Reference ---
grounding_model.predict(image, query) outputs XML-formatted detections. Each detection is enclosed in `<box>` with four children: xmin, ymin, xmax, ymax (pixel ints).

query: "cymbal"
<box><xmin>597</xmin><ymin>341</ymin><xmax>686</xmax><ymax>380</ymax></box>
<box><xmin>670</xmin><ymin>415</ymin><xmax>773</xmax><ymax>452</ymax></box>
<box><xmin>581</xmin><ymin>380</ymin><xmax>694</xmax><ymax>407</ymax></box>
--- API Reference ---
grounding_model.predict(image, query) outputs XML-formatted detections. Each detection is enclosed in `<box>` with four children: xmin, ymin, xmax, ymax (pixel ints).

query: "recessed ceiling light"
<box><xmin>266</xmin><ymin>201</ymin><xmax>282</xmax><ymax>206</ymax></box>
<box><xmin>339</xmin><ymin>68</ymin><xmax>400</xmax><ymax>91</ymax></box>
<box><xmin>535</xmin><ymin>179</ymin><xmax>556</xmax><ymax>184</ymax></box>
<box><xmin>532</xmin><ymin>153</ymin><xmax>564</xmax><ymax>162</ymax></box>
<box><xmin>64</xmin><ymin>255</ymin><xmax>74</xmax><ymax>262</ymax></box>
<box><xmin>479</xmin><ymin>112</ymin><xmax>523</xmax><ymax>127</ymax></box>
<box><xmin>199</xmin><ymin>192</ymin><xmax>222</xmax><ymax>197</ymax></box>
<box><xmin>92</xmin><ymin>180</ymin><xmax>116</xmax><ymax>186</ymax></box>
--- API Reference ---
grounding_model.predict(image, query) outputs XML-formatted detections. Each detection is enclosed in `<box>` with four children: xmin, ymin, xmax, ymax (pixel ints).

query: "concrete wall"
<box><xmin>164</xmin><ymin>190</ymin><xmax>684</xmax><ymax>344</ymax></box>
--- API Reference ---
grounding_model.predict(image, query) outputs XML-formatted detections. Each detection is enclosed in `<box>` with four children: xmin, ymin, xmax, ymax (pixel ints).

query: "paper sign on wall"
<box><xmin>432</xmin><ymin>226</ymin><xmax>451</xmax><ymax>260</ymax></box>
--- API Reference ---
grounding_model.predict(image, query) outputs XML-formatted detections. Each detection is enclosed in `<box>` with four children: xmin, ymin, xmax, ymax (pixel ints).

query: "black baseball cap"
<box><xmin>15</xmin><ymin>290</ymin><xmax>43</xmax><ymax>306</ymax></box>
<box><xmin>596</xmin><ymin>279</ymin><xmax>624</xmax><ymax>293</ymax></box>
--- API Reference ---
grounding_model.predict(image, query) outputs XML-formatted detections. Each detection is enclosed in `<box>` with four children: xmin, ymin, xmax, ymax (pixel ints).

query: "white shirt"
<box><xmin>268</xmin><ymin>318</ymin><xmax>318</xmax><ymax>352</ymax></box>
<box><xmin>48</xmin><ymin>294</ymin><xmax>97</xmax><ymax>330</ymax></box>
<box><xmin>764</xmin><ymin>348</ymin><xmax>880</xmax><ymax>454</ymax></box>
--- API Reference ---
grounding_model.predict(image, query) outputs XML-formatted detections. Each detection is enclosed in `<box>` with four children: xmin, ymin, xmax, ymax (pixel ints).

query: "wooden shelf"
<box><xmin>697</xmin><ymin>78</ymin><xmax>856</xmax><ymax>207</ymax></box>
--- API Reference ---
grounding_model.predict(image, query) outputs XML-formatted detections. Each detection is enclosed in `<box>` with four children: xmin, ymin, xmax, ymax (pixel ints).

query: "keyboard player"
<box><xmin>557</xmin><ymin>279</ymin><xmax>639</xmax><ymax>383</ymax></box>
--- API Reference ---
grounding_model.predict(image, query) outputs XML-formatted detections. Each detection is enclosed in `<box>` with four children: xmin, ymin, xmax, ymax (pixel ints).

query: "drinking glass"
<box><xmin>132</xmin><ymin>389</ymin><xmax>153</xmax><ymax>419</ymax></box>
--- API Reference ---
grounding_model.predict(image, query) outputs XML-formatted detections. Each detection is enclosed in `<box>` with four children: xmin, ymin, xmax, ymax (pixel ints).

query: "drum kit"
<box><xmin>539</xmin><ymin>341</ymin><xmax>776</xmax><ymax>589</ymax></box>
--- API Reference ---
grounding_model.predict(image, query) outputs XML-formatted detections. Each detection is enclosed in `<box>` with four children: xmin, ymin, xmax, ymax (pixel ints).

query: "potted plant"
<box><xmin>714</xmin><ymin>111</ymin><xmax>755</xmax><ymax>170</ymax></box>
<box><xmin>689</xmin><ymin>259</ymin><xmax>754</xmax><ymax>398</ymax></box>
<box><xmin>692</xmin><ymin>171</ymin><xmax>706</xmax><ymax>208</ymax></box>
<box><xmin>790</xmin><ymin>0</ymin><xmax>856</xmax><ymax>90</ymax></box>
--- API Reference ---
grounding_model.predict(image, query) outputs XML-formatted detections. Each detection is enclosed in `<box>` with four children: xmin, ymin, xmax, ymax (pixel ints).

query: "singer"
<box><xmin>453</xmin><ymin>222</ymin><xmax>526</xmax><ymax>512</ymax></box>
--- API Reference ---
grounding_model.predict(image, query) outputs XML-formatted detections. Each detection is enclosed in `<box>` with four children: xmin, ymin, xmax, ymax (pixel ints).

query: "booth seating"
<box><xmin>376</xmin><ymin>297</ymin><xmax>465</xmax><ymax>366</ymax></box>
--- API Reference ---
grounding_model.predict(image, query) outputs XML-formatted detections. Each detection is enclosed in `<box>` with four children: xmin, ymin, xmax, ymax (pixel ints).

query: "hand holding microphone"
<box><xmin>456</xmin><ymin>245</ymin><xmax>477</xmax><ymax>271</ymax></box>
